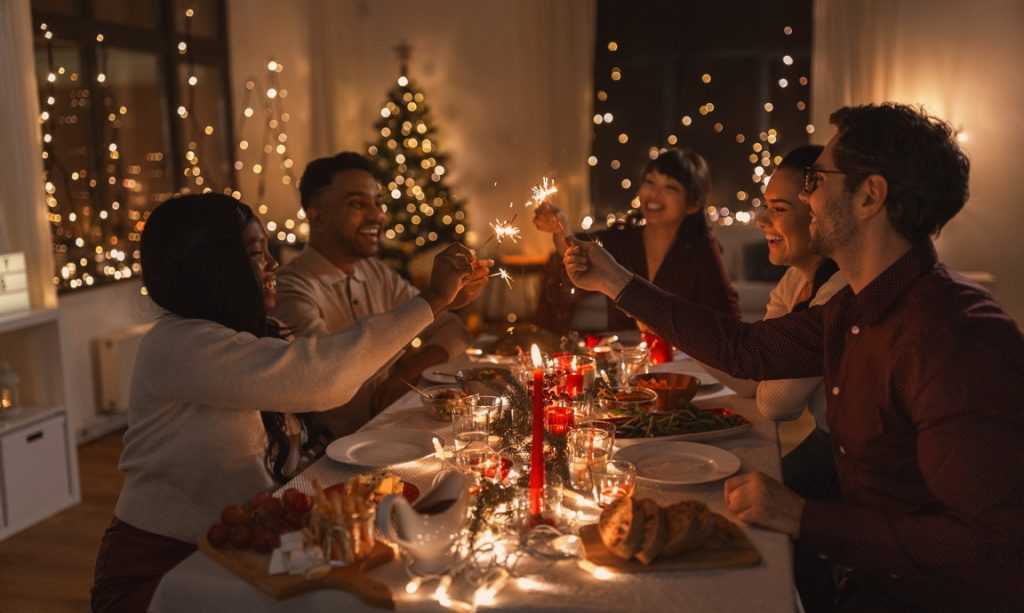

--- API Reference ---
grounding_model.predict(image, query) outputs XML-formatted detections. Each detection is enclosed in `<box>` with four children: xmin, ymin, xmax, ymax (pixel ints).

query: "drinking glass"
<box><xmin>616</xmin><ymin>342</ymin><xmax>650</xmax><ymax>381</ymax></box>
<box><xmin>576</xmin><ymin>417</ymin><xmax>617</xmax><ymax>448</ymax></box>
<box><xmin>590</xmin><ymin>459</ymin><xmax>637</xmax><ymax>508</ymax></box>
<box><xmin>452</xmin><ymin>395</ymin><xmax>489</xmax><ymax>450</ymax></box>
<box><xmin>566</xmin><ymin>426</ymin><xmax>614</xmax><ymax>492</ymax></box>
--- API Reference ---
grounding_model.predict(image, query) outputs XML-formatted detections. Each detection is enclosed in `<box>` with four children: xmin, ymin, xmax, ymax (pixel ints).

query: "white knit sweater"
<box><xmin>114</xmin><ymin>297</ymin><xmax>433</xmax><ymax>543</ymax></box>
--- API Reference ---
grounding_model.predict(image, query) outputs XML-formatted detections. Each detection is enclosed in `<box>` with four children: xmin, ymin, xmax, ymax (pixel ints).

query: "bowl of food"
<box><xmin>596</xmin><ymin>386</ymin><xmax>659</xmax><ymax>416</ymax></box>
<box><xmin>421</xmin><ymin>386</ymin><xmax>471</xmax><ymax>421</ymax></box>
<box><xmin>629</xmin><ymin>373</ymin><xmax>702</xmax><ymax>412</ymax></box>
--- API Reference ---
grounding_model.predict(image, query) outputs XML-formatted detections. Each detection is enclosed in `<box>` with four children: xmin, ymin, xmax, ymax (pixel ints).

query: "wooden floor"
<box><xmin>0</xmin><ymin>429</ymin><xmax>125</xmax><ymax>613</ymax></box>
<box><xmin>0</xmin><ymin>411</ymin><xmax>815</xmax><ymax>612</ymax></box>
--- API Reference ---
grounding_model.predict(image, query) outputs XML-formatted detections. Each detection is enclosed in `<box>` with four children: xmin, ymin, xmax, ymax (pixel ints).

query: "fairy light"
<box><xmin>234</xmin><ymin>56</ymin><xmax>301</xmax><ymax>240</ymax></box>
<box><xmin>590</xmin><ymin>22</ymin><xmax>810</xmax><ymax>229</ymax></box>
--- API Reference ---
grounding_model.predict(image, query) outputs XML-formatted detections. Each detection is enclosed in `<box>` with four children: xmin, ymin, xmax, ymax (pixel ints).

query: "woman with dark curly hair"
<box><xmin>91</xmin><ymin>193</ymin><xmax>479</xmax><ymax>612</ymax></box>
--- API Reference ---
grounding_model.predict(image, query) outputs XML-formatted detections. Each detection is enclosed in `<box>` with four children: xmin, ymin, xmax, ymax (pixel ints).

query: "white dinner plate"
<box><xmin>464</xmin><ymin>334</ymin><xmax>519</xmax><ymax>365</ymax></box>
<box><xmin>326</xmin><ymin>428</ymin><xmax>443</xmax><ymax>466</ymax></box>
<box><xmin>613</xmin><ymin>440</ymin><xmax>741</xmax><ymax>485</ymax></box>
<box><xmin>421</xmin><ymin>362</ymin><xmax>512</xmax><ymax>386</ymax></box>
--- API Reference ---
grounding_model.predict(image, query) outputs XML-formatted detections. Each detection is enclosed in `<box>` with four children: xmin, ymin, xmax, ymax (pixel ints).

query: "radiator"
<box><xmin>93</xmin><ymin>323</ymin><xmax>153</xmax><ymax>413</ymax></box>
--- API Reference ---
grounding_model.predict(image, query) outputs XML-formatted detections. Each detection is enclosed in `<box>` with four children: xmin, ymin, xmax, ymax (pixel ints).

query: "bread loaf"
<box><xmin>597</xmin><ymin>497</ymin><xmax>646</xmax><ymax>560</ymax></box>
<box><xmin>662</xmin><ymin>500</ymin><xmax>716</xmax><ymax>556</ymax></box>
<box><xmin>634</xmin><ymin>498</ymin><xmax>669</xmax><ymax>565</ymax></box>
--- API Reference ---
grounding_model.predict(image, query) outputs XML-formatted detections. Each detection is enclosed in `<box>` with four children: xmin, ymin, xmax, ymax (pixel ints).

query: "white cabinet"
<box><xmin>0</xmin><ymin>309</ymin><xmax>80</xmax><ymax>540</ymax></box>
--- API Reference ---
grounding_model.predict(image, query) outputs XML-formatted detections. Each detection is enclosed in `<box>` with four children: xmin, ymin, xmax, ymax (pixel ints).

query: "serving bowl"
<box><xmin>629</xmin><ymin>372</ymin><xmax>702</xmax><ymax>411</ymax></box>
<box><xmin>595</xmin><ymin>386</ymin><xmax>658</xmax><ymax>416</ymax></box>
<box><xmin>420</xmin><ymin>385</ymin><xmax>471</xmax><ymax>421</ymax></box>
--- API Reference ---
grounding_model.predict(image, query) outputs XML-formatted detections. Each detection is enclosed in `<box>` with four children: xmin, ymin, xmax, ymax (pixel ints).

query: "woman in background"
<box><xmin>701</xmin><ymin>145</ymin><xmax>847</xmax><ymax>502</ymax></box>
<box><xmin>533</xmin><ymin>147</ymin><xmax>740</xmax><ymax>333</ymax></box>
<box><xmin>91</xmin><ymin>194</ymin><xmax>477</xmax><ymax>612</ymax></box>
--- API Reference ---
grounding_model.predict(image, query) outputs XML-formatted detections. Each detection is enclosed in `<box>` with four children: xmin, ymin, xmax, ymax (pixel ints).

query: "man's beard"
<box><xmin>808</xmin><ymin>192</ymin><xmax>858</xmax><ymax>257</ymax></box>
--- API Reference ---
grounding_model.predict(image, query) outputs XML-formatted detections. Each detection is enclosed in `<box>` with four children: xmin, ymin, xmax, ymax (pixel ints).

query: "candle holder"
<box><xmin>517</xmin><ymin>474</ymin><xmax>563</xmax><ymax>531</ymax></box>
<box><xmin>589</xmin><ymin>459</ymin><xmax>637</xmax><ymax>508</ymax></box>
<box><xmin>543</xmin><ymin>405</ymin><xmax>574</xmax><ymax>435</ymax></box>
<box><xmin>0</xmin><ymin>362</ymin><xmax>20</xmax><ymax>418</ymax></box>
<box><xmin>455</xmin><ymin>443</ymin><xmax>503</xmax><ymax>486</ymax></box>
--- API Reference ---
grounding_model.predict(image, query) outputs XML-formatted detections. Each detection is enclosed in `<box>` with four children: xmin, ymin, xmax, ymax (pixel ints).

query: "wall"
<box><xmin>59</xmin><ymin>281</ymin><xmax>158</xmax><ymax>440</ymax></box>
<box><xmin>227</xmin><ymin>0</ymin><xmax>595</xmax><ymax>258</ymax></box>
<box><xmin>811</xmin><ymin>0</ymin><xmax>1024</xmax><ymax>321</ymax></box>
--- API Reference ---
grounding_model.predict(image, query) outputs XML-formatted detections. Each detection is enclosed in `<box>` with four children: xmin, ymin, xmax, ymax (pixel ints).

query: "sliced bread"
<box><xmin>662</xmin><ymin>500</ymin><xmax>715</xmax><ymax>556</ymax></box>
<box><xmin>597</xmin><ymin>496</ymin><xmax>646</xmax><ymax>560</ymax></box>
<box><xmin>634</xmin><ymin>498</ymin><xmax>669</xmax><ymax>565</ymax></box>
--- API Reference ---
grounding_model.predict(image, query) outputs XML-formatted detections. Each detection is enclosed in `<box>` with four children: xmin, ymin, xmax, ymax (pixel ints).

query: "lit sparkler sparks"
<box><xmin>488</xmin><ymin>218</ymin><xmax>521</xmax><ymax>244</ymax></box>
<box><xmin>489</xmin><ymin>268</ymin><xmax>514</xmax><ymax>288</ymax></box>
<box><xmin>528</xmin><ymin>176</ymin><xmax>558</xmax><ymax>206</ymax></box>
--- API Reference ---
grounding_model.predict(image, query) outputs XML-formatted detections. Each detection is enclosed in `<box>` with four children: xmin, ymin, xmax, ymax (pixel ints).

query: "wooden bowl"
<box><xmin>629</xmin><ymin>373</ymin><xmax>702</xmax><ymax>411</ymax></box>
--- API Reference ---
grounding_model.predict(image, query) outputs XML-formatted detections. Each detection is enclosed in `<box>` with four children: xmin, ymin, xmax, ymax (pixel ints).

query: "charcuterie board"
<box><xmin>197</xmin><ymin>536</ymin><xmax>395</xmax><ymax>608</ymax></box>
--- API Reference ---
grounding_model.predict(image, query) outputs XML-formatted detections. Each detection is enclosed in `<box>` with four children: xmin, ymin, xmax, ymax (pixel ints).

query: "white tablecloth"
<box><xmin>151</xmin><ymin>357</ymin><xmax>795</xmax><ymax>612</ymax></box>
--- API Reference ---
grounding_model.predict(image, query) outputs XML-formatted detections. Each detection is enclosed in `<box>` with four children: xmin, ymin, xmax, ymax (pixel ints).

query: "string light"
<box><xmin>590</xmin><ymin>23</ymin><xmax>811</xmax><ymax>227</ymax></box>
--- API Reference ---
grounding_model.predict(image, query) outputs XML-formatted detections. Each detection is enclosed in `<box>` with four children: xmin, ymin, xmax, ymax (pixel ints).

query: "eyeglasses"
<box><xmin>802</xmin><ymin>166</ymin><xmax>846</xmax><ymax>194</ymax></box>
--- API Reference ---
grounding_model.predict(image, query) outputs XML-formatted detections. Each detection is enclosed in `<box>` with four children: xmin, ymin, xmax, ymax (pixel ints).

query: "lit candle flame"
<box><xmin>528</xmin><ymin>176</ymin><xmax>558</xmax><ymax>206</ymax></box>
<box><xmin>531</xmin><ymin>344</ymin><xmax>543</xmax><ymax>369</ymax></box>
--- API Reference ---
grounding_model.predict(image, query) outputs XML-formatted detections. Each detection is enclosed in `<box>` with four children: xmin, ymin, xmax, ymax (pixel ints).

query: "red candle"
<box><xmin>544</xmin><ymin>405</ymin><xmax>574</xmax><ymax>435</ymax></box>
<box><xmin>529</xmin><ymin>344</ymin><xmax>545</xmax><ymax>517</ymax></box>
<box><xmin>642</xmin><ymin>332</ymin><xmax>674</xmax><ymax>365</ymax></box>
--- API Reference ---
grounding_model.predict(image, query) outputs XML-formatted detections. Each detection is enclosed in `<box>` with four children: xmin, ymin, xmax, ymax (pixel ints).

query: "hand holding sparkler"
<box><xmin>532</xmin><ymin>201</ymin><xmax>571</xmax><ymax>250</ymax></box>
<box><xmin>563</xmin><ymin>236</ymin><xmax>634</xmax><ymax>298</ymax></box>
<box><xmin>448</xmin><ymin>254</ymin><xmax>494</xmax><ymax>310</ymax></box>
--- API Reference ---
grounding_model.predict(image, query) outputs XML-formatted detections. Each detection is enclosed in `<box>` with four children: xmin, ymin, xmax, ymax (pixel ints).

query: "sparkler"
<box><xmin>528</xmin><ymin>177</ymin><xmax>558</xmax><ymax>206</ymax></box>
<box><xmin>488</xmin><ymin>216</ymin><xmax>521</xmax><ymax>244</ymax></box>
<box><xmin>489</xmin><ymin>268</ymin><xmax>514</xmax><ymax>288</ymax></box>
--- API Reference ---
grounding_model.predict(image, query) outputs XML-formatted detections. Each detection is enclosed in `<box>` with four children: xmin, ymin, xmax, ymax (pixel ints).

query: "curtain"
<box><xmin>306</xmin><ymin>0</ymin><xmax>596</xmax><ymax>255</ymax></box>
<box><xmin>811</xmin><ymin>0</ymin><xmax>1024</xmax><ymax>321</ymax></box>
<box><xmin>0</xmin><ymin>0</ymin><xmax>55</xmax><ymax>309</ymax></box>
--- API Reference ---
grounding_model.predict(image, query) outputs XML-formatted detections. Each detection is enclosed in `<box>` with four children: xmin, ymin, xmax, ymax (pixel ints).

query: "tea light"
<box><xmin>590</xmin><ymin>459</ymin><xmax>637</xmax><ymax>507</ymax></box>
<box><xmin>544</xmin><ymin>405</ymin><xmax>574</xmax><ymax>435</ymax></box>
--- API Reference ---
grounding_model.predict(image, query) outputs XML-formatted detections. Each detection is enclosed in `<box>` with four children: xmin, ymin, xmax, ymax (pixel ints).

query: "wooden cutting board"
<box><xmin>197</xmin><ymin>536</ymin><xmax>395</xmax><ymax>608</ymax></box>
<box><xmin>579</xmin><ymin>523</ymin><xmax>760</xmax><ymax>572</ymax></box>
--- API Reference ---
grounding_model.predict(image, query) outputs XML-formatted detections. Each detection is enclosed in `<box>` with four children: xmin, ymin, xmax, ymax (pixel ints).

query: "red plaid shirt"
<box><xmin>616</xmin><ymin>241</ymin><xmax>1024</xmax><ymax>611</ymax></box>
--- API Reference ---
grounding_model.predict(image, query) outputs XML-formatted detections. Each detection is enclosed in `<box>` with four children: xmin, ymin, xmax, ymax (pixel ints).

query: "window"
<box><xmin>591</xmin><ymin>0</ymin><xmax>813</xmax><ymax>227</ymax></box>
<box><xmin>32</xmin><ymin>0</ymin><xmax>233</xmax><ymax>291</ymax></box>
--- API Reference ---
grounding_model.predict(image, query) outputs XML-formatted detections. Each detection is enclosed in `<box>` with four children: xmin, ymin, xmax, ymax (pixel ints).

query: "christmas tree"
<box><xmin>367</xmin><ymin>41</ymin><xmax>467</xmax><ymax>275</ymax></box>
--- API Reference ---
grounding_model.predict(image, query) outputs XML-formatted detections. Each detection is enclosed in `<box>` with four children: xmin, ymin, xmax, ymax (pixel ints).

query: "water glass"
<box><xmin>452</xmin><ymin>395</ymin><xmax>489</xmax><ymax>450</ymax></box>
<box><xmin>616</xmin><ymin>342</ymin><xmax>650</xmax><ymax>381</ymax></box>
<box><xmin>590</xmin><ymin>459</ymin><xmax>637</xmax><ymax>508</ymax></box>
<box><xmin>566</xmin><ymin>426</ymin><xmax>614</xmax><ymax>492</ymax></box>
<box><xmin>576</xmin><ymin>417</ymin><xmax>617</xmax><ymax>448</ymax></box>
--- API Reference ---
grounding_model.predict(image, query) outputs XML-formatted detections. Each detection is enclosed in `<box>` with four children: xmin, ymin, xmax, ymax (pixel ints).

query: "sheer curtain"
<box><xmin>306</xmin><ymin>0</ymin><xmax>596</xmax><ymax>255</ymax></box>
<box><xmin>811</xmin><ymin>0</ymin><xmax>1024</xmax><ymax>321</ymax></box>
<box><xmin>0</xmin><ymin>0</ymin><xmax>56</xmax><ymax>309</ymax></box>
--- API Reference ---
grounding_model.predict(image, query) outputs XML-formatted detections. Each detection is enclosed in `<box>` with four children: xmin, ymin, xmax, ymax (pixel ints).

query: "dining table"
<box><xmin>150</xmin><ymin>353</ymin><xmax>796</xmax><ymax>612</ymax></box>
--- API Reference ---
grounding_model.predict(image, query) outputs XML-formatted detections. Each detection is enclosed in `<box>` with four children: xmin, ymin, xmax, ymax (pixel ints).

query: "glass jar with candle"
<box><xmin>0</xmin><ymin>362</ymin><xmax>20</xmax><ymax>417</ymax></box>
<box><xmin>590</xmin><ymin>459</ymin><xmax>637</xmax><ymax>508</ymax></box>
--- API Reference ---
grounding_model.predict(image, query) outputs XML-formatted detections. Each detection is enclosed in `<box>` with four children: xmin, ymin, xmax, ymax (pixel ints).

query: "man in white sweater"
<box><xmin>274</xmin><ymin>152</ymin><xmax>490</xmax><ymax>436</ymax></box>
